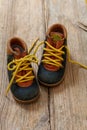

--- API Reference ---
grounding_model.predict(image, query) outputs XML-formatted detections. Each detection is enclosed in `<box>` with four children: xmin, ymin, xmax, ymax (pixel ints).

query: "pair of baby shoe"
<box><xmin>6</xmin><ymin>23</ymin><xmax>87</xmax><ymax>103</ymax></box>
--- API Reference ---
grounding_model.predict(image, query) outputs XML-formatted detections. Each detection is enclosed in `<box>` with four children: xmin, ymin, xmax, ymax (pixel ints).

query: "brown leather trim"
<box><xmin>43</xmin><ymin>24</ymin><xmax>67</xmax><ymax>71</ymax></box>
<box><xmin>7</xmin><ymin>37</ymin><xmax>28</xmax><ymax>55</ymax></box>
<box><xmin>46</xmin><ymin>23</ymin><xmax>67</xmax><ymax>39</ymax></box>
<box><xmin>7</xmin><ymin>37</ymin><xmax>32</xmax><ymax>88</ymax></box>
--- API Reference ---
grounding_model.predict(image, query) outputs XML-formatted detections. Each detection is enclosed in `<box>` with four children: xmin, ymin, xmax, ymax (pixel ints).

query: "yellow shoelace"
<box><xmin>6</xmin><ymin>39</ymin><xmax>39</xmax><ymax>96</ymax></box>
<box><xmin>6</xmin><ymin>39</ymin><xmax>87</xmax><ymax>95</ymax></box>
<box><xmin>33</xmin><ymin>40</ymin><xmax>87</xmax><ymax>69</ymax></box>
<box><xmin>39</xmin><ymin>41</ymin><xmax>87</xmax><ymax>69</ymax></box>
<box><xmin>42</xmin><ymin>42</ymin><xmax>65</xmax><ymax>68</ymax></box>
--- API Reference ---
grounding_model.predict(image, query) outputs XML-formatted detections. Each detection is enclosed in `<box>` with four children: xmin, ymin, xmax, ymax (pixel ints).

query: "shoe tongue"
<box><xmin>47</xmin><ymin>32</ymin><xmax>64</xmax><ymax>49</ymax></box>
<box><xmin>14</xmin><ymin>47</ymin><xmax>27</xmax><ymax>59</ymax></box>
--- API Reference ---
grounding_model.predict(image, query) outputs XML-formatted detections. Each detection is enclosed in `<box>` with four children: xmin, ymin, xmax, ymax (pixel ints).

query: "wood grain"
<box><xmin>0</xmin><ymin>0</ymin><xmax>49</xmax><ymax>130</ymax></box>
<box><xmin>0</xmin><ymin>0</ymin><xmax>87</xmax><ymax>130</ymax></box>
<box><xmin>44</xmin><ymin>0</ymin><xmax>87</xmax><ymax>130</ymax></box>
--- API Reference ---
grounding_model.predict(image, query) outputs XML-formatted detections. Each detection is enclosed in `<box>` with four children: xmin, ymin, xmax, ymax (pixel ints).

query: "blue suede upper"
<box><xmin>37</xmin><ymin>39</ymin><xmax>67</xmax><ymax>85</ymax></box>
<box><xmin>38</xmin><ymin>63</ymin><xmax>65</xmax><ymax>84</ymax></box>
<box><xmin>11</xmin><ymin>79</ymin><xmax>39</xmax><ymax>101</ymax></box>
<box><xmin>7</xmin><ymin>54</ymin><xmax>39</xmax><ymax>101</ymax></box>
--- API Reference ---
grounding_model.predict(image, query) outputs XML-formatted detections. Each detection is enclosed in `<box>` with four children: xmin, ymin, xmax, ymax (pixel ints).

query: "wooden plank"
<box><xmin>0</xmin><ymin>0</ymin><xmax>87</xmax><ymax>130</ymax></box>
<box><xmin>0</xmin><ymin>0</ymin><xmax>50</xmax><ymax>130</ymax></box>
<box><xmin>44</xmin><ymin>0</ymin><xmax>87</xmax><ymax>130</ymax></box>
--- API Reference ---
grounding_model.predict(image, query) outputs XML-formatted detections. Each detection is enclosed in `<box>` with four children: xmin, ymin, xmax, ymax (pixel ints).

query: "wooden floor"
<box><xmin>0</xmin><ymin>0</ymin><xmax>87</xmax><ymax>130</ymax></box>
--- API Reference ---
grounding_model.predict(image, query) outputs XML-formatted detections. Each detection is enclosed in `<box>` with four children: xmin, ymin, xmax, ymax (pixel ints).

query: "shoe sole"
<box><xmin>13</xmin><ymin>93</ymin><xmax>40</xmax><ymax>104</ymax></box>
<box><xmin>38</xmin><ymin>76</ymin><xmax>64</xmax><ymax>88</ymax></box>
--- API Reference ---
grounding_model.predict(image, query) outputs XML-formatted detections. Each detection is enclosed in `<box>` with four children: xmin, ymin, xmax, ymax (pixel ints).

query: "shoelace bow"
<box><xmin>6</xmin><ymin>38</ymin><xmax>87</xmax><ymax>95</ymax></box>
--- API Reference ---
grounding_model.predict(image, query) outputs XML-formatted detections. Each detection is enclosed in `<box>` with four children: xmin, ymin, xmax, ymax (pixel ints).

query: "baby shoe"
<box><xmin>37</xmin><ymin>24</ymin><xmax>67</xmax><ymax>87</ymax></box>
<box><xmin>6</xmin><ymin>37</ymin><xmax>40</xmax><ymax>103</ymax></box>
<box><xmin>37</xmin><ymin>23</ymin><xmax>87</xmax><ymax>87</ymax></box>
